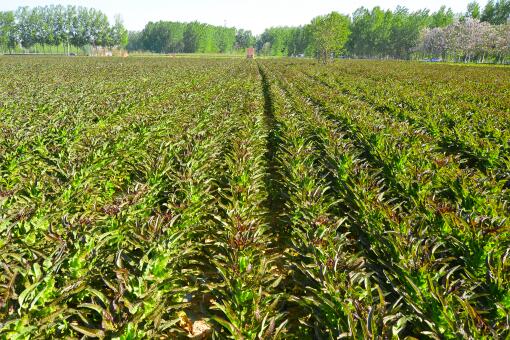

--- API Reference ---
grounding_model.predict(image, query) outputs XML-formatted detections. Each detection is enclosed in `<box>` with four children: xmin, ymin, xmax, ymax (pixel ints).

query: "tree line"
<box><xmin>255</xmin><ymin>7</ymin><xmax>454</xmax><ymax>59</ymax></box>
<box><xmin>0</xmin><ymin>5</ymin><xmax>128</xmax><ymax>54</ymax></box>
<box><xmin>417</xmin><ymin>18</ymin><xmax>510</xmax><ymax>63</ymax></box>
<box><xmin>125</xmin><ymin>1</ymin><xmax>509</xmax><ymax>62</ymax></box>
<box><xmin>1</xmin><ymin>2</ymin><xmax>508</xmax><ymax>61</ymax></box>
<box><xmin>257</xmin><ymin>1</ymin><xmax>509</xmax><ymax>62</ymax></box>
<box><xmin>126</xmin><ymin>21</ymin><xmax>245</xmax><ymax>54</ymax></box>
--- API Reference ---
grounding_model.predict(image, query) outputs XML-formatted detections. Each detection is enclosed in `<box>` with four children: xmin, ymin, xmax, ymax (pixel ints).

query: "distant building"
<box><xmin>246</xmin><ymin>47</ymin><xmax>255</xmax><ymax>59</ymax></box>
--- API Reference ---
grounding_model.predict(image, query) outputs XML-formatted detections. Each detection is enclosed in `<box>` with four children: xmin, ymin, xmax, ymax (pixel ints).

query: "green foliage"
<box><xmin>466</xmin><ymin>1</ymin><xmax>481</xmax><ymax>19</ymax></box>
<box><xmin>126</xmin><ymin>31</ymin><xmax>143</xmax><ymax>51</ymax></box>
<box><xmin>253</xmin><ymin>5</ymin><xmax>457</xmax><ymax>59</ymax></box>
<box><xmin>256</xmin><ymin>27</ymin><xmax>295</xmax><ymax>56</ymax></box>
<box><xmin>0</xmin><ymin>56</ymin><xmax>509</xmax><ymax>338</ymax></box>
<box><xmin>258</xmin><ymin>58</ymin><xmax>510</xmax><ymax>338</ymax></box>
<box><xmin>481</xmin><ymin>0</ymin><xmax>510</xmax><ymax>24</ymax></box>
<box><xmin>308</xmin><ymin>11</ymin><xmax>351</xmax><ymax>62</ymax></box>
<box><xmin>429</xmin><ymin>5</ymin><xmax>455</xmax><ymax>28</ymax></box>
<box><xmin>348</xmin><ymin>6</ymin><xmax>440</xmax><ymax>58</ymax></box>
<box><xmin>140</xmin><ymin>21</ymin><xmax>186</xmax><ymax>53</ymax></box>
<box><xmin>235</xmin><ymin>29</ymin><xmax>255</xmax><ymax>50</ymax></box>
<box><xmin>112</xmin><ymin>15</ymin><xmax>128</xmax><ymax>48</ymax></box>
<box><xmin>0</xmin><ymin>11</ymin><xmax>15</xmax><ymax>49</ymax></box>
<box><xmin>133</xmin><ymin>20</ymin><xmax>236</xmax><ymax>54</ymax></box>
<box><xmin>0</xmin><ymin>5</ymin><xmax>127</xmax><ymax>53</ymax></box>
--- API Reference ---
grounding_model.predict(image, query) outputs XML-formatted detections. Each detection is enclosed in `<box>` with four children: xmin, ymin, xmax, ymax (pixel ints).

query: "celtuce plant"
<box><xmin>0</xmin><ymin>56</ymin><xmax>509</xmax><ymax>338</ymax></box>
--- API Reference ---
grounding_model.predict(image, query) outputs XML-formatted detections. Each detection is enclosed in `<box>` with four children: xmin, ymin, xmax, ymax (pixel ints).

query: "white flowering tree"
<box><xmin>417</xmin><ymin>18</ymin><xmax>510</xmax><ymax>63</ymax></box>
<box><xmin>418</xmin><ymin>27</ymin><xmax>448</xmax><ymax>58</ymax></box>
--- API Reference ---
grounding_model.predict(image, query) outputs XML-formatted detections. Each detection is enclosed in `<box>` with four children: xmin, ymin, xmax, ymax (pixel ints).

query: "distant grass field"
<box><xmin>0</xmin><ymin>56</ymin><xmax>509</xmax><ymax>338</ymax></box>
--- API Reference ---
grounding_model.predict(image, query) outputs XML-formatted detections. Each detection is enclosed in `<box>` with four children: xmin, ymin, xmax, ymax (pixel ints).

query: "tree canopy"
<box><xmin>481</xmin><ymin>0</ymin><xmax>510</xmax><ymax>24</ymax></box>
<box><xmin>254</xmin><ymin>3</ymin><xmax>508</xmax><ymax>62</ymax></box>
<box><xmin>129</xmin><ymin>20</ymin><xmax>237</xmax><ymax>53</ymax></box>
<box><xmin>309</xmin><ymin>12</ymin><xmax>350</xmax><ymax>62</ymax></box>
<box><xmin>417</xmin><ymin>18</ymin><xmax>510</xmax><ymax>62</ymax></box>
<box><xmin>0</xmin><ymin>5</ymin><xmax>127</xmax><ymax>53</ymax></box>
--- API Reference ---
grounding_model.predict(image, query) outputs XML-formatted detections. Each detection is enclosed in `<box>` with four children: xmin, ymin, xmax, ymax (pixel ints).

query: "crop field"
<box><xmin>0</xmin><ymin>56</ymin><xmax>509</xmax><ymax>339</ymax></box>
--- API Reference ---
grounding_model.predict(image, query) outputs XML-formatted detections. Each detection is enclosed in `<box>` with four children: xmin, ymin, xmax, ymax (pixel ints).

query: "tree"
<box><xmin>389</xmin><ymin>7</ymin><xmax>430</xmax><ymax>59</ymax></box>
<box><xmin>494</xmin><ymin>23</ymin><xmax>510</xmax><ymax>60</ymax></box>
<box><xmin>89</xmin><ymin>8</ymin><xmax>110</xmax><ymax>49</ymax></box>
<box><xmin>445</xmin><ymin>18</ymin><xmax>492</xmax><ymax>62</ymax></box>
<box><xmin>16</xmin><ymin>7</ymin><xmax>34</xmax><ymax>49</ymax></box>
<box><xmin>309</xmin><ymin>11</ymin><xmax>351</xmax><ymax>62</ymax></box>
<box><xmin>235</xmin><ymin>29</ymin><xmax>255</xmax><ymax>50</ymax></box>
<box><xmin>70</xmin><ymin>7</ymin><xmax>90</xmax><ymax>49</ymax></box>
<box><xmin>166</xmin><ymin>22</ymin><xmax>186</xmax><ymax>52</ymax></box>
<box><xmin>347</xmin><ymin>5</ymin><xmax>458</xmax><ymax>59</ymax></box>
<box><xmin>183</xmin><ymin>22</ymin><xmax>202</xmax><ymax>53</ymax></box>
<box><xmin>347</xmin><ymin>7</ymin><xmax>395</xmax><ymax>58</ymax></box>
<box><xmin>62</xmin><ymin>5</ymin><xmax>77</xmax><ymax>54</ymax></box>
<box><xmin>481</xmin><ymin>0</ymin><xmax>510</xmax><ymax>24</ymax></box>
<box><xmin>142</xmin><ymin>21</ymin><xmax>169</xmax><ymax>52</ymax></box>
<box><xmin>417</xmin><ymin>18</ymin><xmax>509</xmax><ymax>63</ymax></box>
<box><xmin>0</xmin><ymin>11</ymin><xmax>16</xmax><ymax>52</ymax></box>
<box><xmin>287</xmin><ymin>26</ymin><xmax>310</xmax><ymax>56</ymax></box>
<box><xmin>260</xmin><ymin>42</ymin><xmax>271</xmax><ymax>56</ymax></box>
<box><xmin>51</xmin><ymin>5</ymin><xmax>66</xmax><ymax>52</ymax></box>
<box><xmin>216</xmin><ymin>27</ymin><xmax>236</xmax><ymax>53</ymax></box>
<box><xmin>347</xmin><ymin>7</ymin><xmax>372</xmax><ymax>57</ymax></box>
<box><xmin>40</xmin><ymin>6</ymin><xmax>56</xmax><ymax>49</ymax></box>
<box><xmin>112</xmin><ymin>15</ymin><xmax>128</xmax><ymax>48</ymax></box>
<box><xmin>418</xmin><ymin>27</ymin><xmax>448</xmax><ymax>58</ymax></box>
<box><xmin>0</xmin><ymin>5</ymin><xmax>124</xmax><ymax>54</ymax></box>
<box><xmin>370</xmin><ymin>7</ymin><xmax>394</xmax><ymax>57</ymax></box>
<box><xmin>126</xmin><ymin>31</ymin><xmax>143</xmax><ymax>51</ymax></box>
<box><xmin>256</xmin><ymin>27</ymin><xmax>294</xmax><ymax>56</ymax></box>
<box><xmin>466</xmin><ymin>1</ymin><xmax>481</xmax><ymax>19</ymax></box>
<box><xmin>429</xmin><ymin>6</ymin><xmax>455</xmax><ymax>28</ymax></box>
<box><xmin>139</xmin><ymin>21</ymin><xmax>187</xmax><ymax>53</ymax></box>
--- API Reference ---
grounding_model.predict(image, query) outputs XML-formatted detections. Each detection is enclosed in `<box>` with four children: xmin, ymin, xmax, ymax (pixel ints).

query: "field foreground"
<box><xmin>0</xmin><ymin>57</ymin><xmax>509</xmax><ymax>338</ymax></box>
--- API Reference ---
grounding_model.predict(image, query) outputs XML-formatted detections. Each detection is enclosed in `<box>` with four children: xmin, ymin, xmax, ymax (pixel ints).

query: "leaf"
<box><xmin>70</xmin><ymin>322</ymin><xmax>105</xmax><ymax>338</ymax></box>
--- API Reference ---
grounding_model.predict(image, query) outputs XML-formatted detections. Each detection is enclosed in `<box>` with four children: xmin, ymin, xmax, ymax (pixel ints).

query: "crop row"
<box><xmin>259</xmin><ymin>59</ymin><xmax>509</xmax><ymax>338</ymax></box>
<box><xmin>1</xmin><ymin>57</ymin><xmax>509</xmax><ymax>338</ymax></box>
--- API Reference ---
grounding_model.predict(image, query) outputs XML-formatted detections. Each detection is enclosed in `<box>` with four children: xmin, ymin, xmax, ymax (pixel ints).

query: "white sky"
<box><xmin>1</xmin><ymin>1</ymin><xmax>486</xmax><ymax>34</ymax></box>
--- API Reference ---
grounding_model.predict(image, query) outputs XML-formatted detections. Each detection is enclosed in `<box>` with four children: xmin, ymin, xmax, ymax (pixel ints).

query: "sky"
<box><xmin>1</xmin><ymin>0</ymin><xmax>487</xmax><ymax>34</ymax></box>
